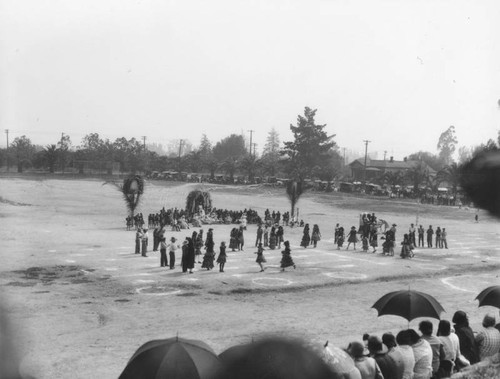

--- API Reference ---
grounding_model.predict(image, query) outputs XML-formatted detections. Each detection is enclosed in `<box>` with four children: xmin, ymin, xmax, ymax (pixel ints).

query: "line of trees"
<box><xmin>0</xmin><ymin>107</ymin><xmax>344</xmax><ymax>181</ymax></box>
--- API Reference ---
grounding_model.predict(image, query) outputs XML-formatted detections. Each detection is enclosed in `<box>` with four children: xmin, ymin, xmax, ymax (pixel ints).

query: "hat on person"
<box><xmin>367</xmin><ymin>336</ymin><xmax>388</xmax><ymax>354</ymax></box>
<box><xmin>347</xmin><ymin>341</ymin><xmax>367</xmax><ymax>358</ymax></box>
<box><xmin>170</xmin><ymin>237</ymin><xmax>176</xmax><ymax>242</ymax></box>
<box><xmin>392</xmin><ymin>224</ymin><xmax>397</xmax><ymax>226</ymax></box>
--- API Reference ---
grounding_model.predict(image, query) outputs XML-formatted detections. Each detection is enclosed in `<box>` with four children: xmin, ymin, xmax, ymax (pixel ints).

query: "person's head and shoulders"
<box><xmin>367</xmin><ymin>335</ymin><xmax>399</xmax><ymax>379</ymax></box>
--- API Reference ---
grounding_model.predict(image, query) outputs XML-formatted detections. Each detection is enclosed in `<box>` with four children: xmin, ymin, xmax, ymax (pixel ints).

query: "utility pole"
<box><xmin>342</xmin><ymin>147</ymin><xmax>346</xmax><ymax>167</ymax></box>
<box><xmin>5</xmin><ymin>129</ymin><xmax>9</xmax><ymax>172</ymax></box>
<box><xmin>178</xmin><ymin>139</ymin><xmax>184</xmax><ymax>173</ymax></box>
<box><xmin>363</xmin><ymin>140</ymin><xmax>371</xmax><ymax>191</ymax></box>
<box><xmin>383</xmin><ymin>150</ymin><xmax>387</xmax><ymax>161</ymax></box>
<box><xmin>253</xmin><ymin>143</ymin><xmax>257</xmax><ymax>158</ymax></box>
<box><xmin>60</xmin><ymin>132</ymin><xmax>65</xmax><ymax>173</ymax></box>
<box><xmin>142</xmin><ymin>136</ymin><xmax>147</xmax><ymax>151</ymax></box>
<box><xmin>247</xmin><ymin>130</ymin><xmax>254</xmax><ymax>157</ymax></box>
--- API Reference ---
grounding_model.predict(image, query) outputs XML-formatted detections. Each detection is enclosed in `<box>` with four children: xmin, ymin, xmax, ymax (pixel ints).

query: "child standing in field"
<box><xmin>311</xmin><ymin>224</ymin><xmax>321</xmax><ymax>248</ymax></box>
<box><xmin>280</xmin><ymin>241</ymin><xmax>296</xmax><ymax>271</ymax></box>
<box><xmin>336</xmin><ymin>226</ymin><xmax>345</xmax><ymax>250</ymax></box>
<box><xmin>362</xmin><ymin>235</ymin><xmax>369</xmax><ymax>252</ymax></box>
<box><xmin>255</xmin><ymin>243</ymin><xmax>266</xmax><ymax>272</ymax></box>
<box><xmin>216</xmin><ymin>241</ymin><xmax>227</xmax><ymax>272</ymax></box>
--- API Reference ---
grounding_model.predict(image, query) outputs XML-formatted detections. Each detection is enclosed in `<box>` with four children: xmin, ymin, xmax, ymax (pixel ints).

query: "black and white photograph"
<box><xmin>1</xmin><ymin>1</ymin><xmax>500</xmax><ymax>378</ymax></box>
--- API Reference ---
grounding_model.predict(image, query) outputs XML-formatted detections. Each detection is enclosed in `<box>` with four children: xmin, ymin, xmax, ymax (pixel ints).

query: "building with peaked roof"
<box><xmin>348</xmin><ymin>156</ymin><xmax>436</xmax><ymax>182</ymax></box>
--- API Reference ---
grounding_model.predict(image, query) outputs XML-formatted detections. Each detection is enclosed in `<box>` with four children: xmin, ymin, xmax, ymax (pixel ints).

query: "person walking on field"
<box><xmin>216</xmin><ymin>241</ymin><xmax>227</xmax><ymax>272</ymax></box>
<box><xmin>255</xmin><ymin>242</ymin><xmax>266</xmax><ymax>272</ymax></box>
<box><xmin>280</xmin><ymin>241</ymin><xmax>296</xmax><ymax>271</ymax></box>
<box><xmin>311</xmin><ymin>224</ymin><xmax>321</xmax><ymax>248</ymax></box>
<box><xmin>346</xmin><ymin>226</ymin><xmax>358</xmax><ymax>250</ymax></box>
<box><xmin>167</xmin><ymin>237</ymin><xmax>180</xmax><ymax>270</ymax></box>
<box><xmin>159</xmin><ymin>237</ymin><xmax>168</xmax><ymax>267</ymax></box>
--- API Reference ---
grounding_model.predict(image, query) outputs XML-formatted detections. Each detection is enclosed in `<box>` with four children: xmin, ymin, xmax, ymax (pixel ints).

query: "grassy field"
<box><xmin>1</xmin><ymin>177</ymin><xmax>499</xmax><ymax>378</ymax></box>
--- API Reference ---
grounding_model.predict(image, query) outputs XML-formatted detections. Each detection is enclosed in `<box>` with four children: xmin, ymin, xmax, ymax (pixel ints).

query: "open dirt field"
<box><xmin>1</xmin><ymin>177</ymin><xmax>500</xmax><ymax>378</ymax></box>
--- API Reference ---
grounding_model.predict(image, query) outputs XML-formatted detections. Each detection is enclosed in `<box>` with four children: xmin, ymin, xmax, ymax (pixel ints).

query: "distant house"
<box><xmin>348</xmin><ymin>156</ymin><xmax>436</xmax><ymax>182</ymax></box>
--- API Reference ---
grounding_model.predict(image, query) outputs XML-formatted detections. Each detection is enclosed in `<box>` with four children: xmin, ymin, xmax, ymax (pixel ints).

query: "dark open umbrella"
<box><xmin>119</xmin><ymin>337</ymin><xmax>222</xmax><ymax>379</ymax></box>
<box><xmin>475</xmin><ymin>285</ymin><xmax>500</xmax><ymax>308</ymax></box>
<box><xmin>372</xmin><ymin>289</ymin><xmax>445</xmax><ymax>322</ymax></box>
<box><xmin>217</xmin><ymin>337</ymin><xmax>335</xmax><ymax>379</ymax></box>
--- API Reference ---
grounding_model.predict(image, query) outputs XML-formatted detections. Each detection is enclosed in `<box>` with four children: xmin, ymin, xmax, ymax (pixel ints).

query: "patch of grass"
<box><xmin>6</xmin><ymin>281</ymin><xmax>36</xmax><ymax>287</ymax></box>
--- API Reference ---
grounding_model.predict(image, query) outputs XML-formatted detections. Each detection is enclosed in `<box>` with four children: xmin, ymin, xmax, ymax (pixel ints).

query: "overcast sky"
<box><xmin>1</xmin><ymin>0</ymin><xmax>499</xmax><ymax>159</ymax></box>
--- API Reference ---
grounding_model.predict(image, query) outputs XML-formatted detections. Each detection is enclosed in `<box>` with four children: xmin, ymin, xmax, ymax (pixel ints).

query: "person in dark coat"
<box><xmin>229</xmin><ymin>228</ymin><xmax>238</xmax><ymax>251</ymax></box>
<box><xmin>201</xmin><ymin>229</ymin><xmax>215</xmax><ymax>270</ymax></box>
<box><xmin>181</xmin><ymin>239</ymin><xmax>190</xmax><ymax>273</ymax></box>
<box><xmin>346</xmin><ymin>226</ymin><xmax>358</xmax><ymax>250</ymax></box>
<box><xmin>237</xmin><ymin>226</ymin><xmax>245</xmax><ymax>251</ymax></box>
<box><xmin>276</xmin><ymin>225</ymin><xmax>284</xmax><ymax>249</ymax></box>
<box><xmin>269</xmin><ymin>226</ymin><xmax>277</xmax><ymax>250</ymax></box>
<box><xmin>159</xmin><ymin>237</ymin><xmax>167</xmax><ymax>267</ymax></box>
<box><xmin>452</xmin><ymin>310</ymin><xmax>479</xmax><ymax>365</ymax></box>
<box><xmin>184</xmin><ymin>237</ymin><xmax>195</xmax><ymax>274</ymax></box>
<box><xmin>367</xmin><ymin>336</ymin><xmax>398</xmax><ymax>379</ymax></box>
<box><xmin>311</xmin><ymin>224</ymin><xmax>321</xmax><ymax>248</ymax></box>
<box><xmin>255</xmin><ymin>224</ymin><xmax>263</xmax><ymax>247</ymax></box>
<box><xmin>300</xmin><ymin>224</ymin><xmax>311</xmax><ymax>248</ymax></box>
<box><xmin>280</xmin><ymin>241</ymin><xmax>296</xmax><ymax>271</ymax></box>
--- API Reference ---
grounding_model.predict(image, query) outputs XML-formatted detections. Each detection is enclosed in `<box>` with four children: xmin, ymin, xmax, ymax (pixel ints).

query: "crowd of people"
<box><xmin>334</xmin><ymin>310</ymin><xmax>500</xmax><ymax>379</ymax></box>
<box><xmin>131</xmin><ymin>206</ymin><xmax>452</xmax><ymax>273</ymax></box>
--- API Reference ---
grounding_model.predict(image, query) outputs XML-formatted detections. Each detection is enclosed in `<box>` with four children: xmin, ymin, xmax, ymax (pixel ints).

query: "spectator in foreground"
<box><xmin>419</xmin><ymin>320</ymin><xmax>445</xmax><ymax>377</ymax></box>
<box><xmin>382</xmin><ymin>333</ymin><xmax>405</xmax><ymax>379</ymax></box>
<box><xmin>395</xmin><ymin>330</ymin><xmax>416</xmax><ymax>379</ymax></box>
<box><xmin>452</xmin><ymin>310</ymin><xmax>479</xmax><ymax>365</ymax></box>
<box><xmin>437</xmin><ymin>319</ymin><xmax>468</xmax><ymax>376</ymax></box>
<box><xmin>367</xmin><ymin>335</ymin><xmax>398</xmax><ymax>379</ymax></box>
<box><xmin>475</xmin><ymin>313</ymin><xmax>500</xmax><ymax>361</ymax></box>
<box><xmin>347</xmin><ymin>341</ymin><xmax>384</xmax><ymax>379</ymax></box>
<box><xmin>408</xmin><ymin>329</ymin><xmax>432</xmax><ymax>379</ymax></box>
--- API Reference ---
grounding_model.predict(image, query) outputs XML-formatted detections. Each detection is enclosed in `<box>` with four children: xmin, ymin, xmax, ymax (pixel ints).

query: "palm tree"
<box><xmin>104</xmin><ymin>175</ymin><xmax>145</xmax><ymax>218</ymax></box>
<box><xmin>239</xmin><ymin>155</ymin><xmax>260</xmax><ymax>183</ymax></box>
<box><xmin>219</xmin><ymin>158</ymin><xmax>238</xmax><ymax>182</ymax></box>
<box><xmin>286</xmin><ymin>181</ymin><xmax>304</xmax><ymax>220</ymax></box>
<box><xmin>436</xmin><ymin>162</ymin><xmax>461</xmax><ymax>197</ymax></box>
<box><xmin>43</xmin><ymin>144</ymin><xmax>58</xmax><ymax>173</ymax></box>
<box><xmin>381</xmin><ymin>170</ymin><xmax>404</xmax><ymax>191</ymax></box>
<box><xmin>405</xmin><ymin>162</ymin><xmax>430</xmax><ymax>195</ymax></box>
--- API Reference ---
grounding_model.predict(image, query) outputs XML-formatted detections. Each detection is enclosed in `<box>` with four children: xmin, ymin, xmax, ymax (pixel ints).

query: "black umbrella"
<box><xmin>119</xmin><ymin>337</ymin><xmax>222</xmax><ymax>379</ymax></box>
<box><xmin>475</xmin><ymin>285</ymin><xmax>500</xmax><ymax>308</ymax></box>
<box><xmin>217</xmin><ymin>337</ymin><xmax>335</xmax><ymax>379</ymax></box>
<box><xmin>372</xmin><ymin>289</ymin><xmax>445</xmax><ymax>322</ymax></box>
